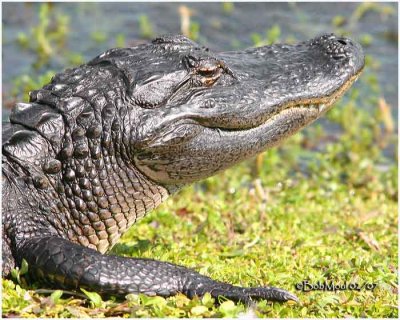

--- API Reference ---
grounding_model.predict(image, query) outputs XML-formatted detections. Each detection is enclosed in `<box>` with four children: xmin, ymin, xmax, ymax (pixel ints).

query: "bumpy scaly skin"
<box><xmin>18</xmin><ymin>237</ymin><xmax>297</xmax><ymax>302</ymax></box>
<box><xmin>2</xmin><ymin>34</ymin><xmax>364</xmax><ymax>303</ymax></box>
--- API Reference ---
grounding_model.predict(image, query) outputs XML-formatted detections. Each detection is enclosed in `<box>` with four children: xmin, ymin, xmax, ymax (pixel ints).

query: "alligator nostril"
<box><xmin>337</xmin><ymin>39</ymin><xmax>347</xmax><ymax>45</ymax></box>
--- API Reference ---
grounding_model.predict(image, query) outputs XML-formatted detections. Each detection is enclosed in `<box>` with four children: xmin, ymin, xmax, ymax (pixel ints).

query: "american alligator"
<box><xmin>2</xmin><ymin>34</ymin><xmax>364</xmax><ymax>303</ymax></box>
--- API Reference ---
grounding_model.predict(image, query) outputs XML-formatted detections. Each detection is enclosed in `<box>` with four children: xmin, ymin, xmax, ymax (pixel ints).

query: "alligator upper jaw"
<box><xmin>197</xmin><ymin>34</ymin><xmax>365</xmax><ymax>132</ymax></box>
<box><xmin>279</xmin><ymin>67</ymin><xmax>364</xmax><ymax>117</ymax></box>
<box><xmin>200</xmin><ymin>65</ymin><xmax>364</xmax><ymax>134</ymax></box>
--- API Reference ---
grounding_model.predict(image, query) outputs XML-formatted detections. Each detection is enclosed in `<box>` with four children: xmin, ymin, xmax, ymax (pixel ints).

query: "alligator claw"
<box><xmin>247</xmin><ymin>286</ymin><xmax>299</xmax><ymax>303</ymax></box>
<box><xmin>191</xmin><ymin>284</ymin><xmax>299</xmax><ymax>305</ymax></box>
<box><xmin>235</xmin><ymin>286</ymin><xmax>299</xmax><ymax>304</ymax></box>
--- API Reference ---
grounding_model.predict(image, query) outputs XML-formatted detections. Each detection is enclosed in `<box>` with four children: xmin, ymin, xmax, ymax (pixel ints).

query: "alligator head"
<box><xmin>89</xmin><ymin>34</ymin><xmax>364</xmax><ymax>188</ymax></box>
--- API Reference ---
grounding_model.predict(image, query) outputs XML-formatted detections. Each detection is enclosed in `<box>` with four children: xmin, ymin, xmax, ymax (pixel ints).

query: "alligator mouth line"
<box><xmin>278</xmin><ymin>67</ymin><xmax>364</xmax><ymax>116</ymax></box>
<box><xmin>214</xmin><ymin>67</ymin><xmax>364</xmax><ymax>134</ymax></box>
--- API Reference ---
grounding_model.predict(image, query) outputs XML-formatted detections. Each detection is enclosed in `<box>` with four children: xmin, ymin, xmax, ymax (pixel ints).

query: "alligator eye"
<box><xmin>188</xmin><ymin>59</ymin><xmax>226</xmax><ymax>86</ymax></box>
<box><xmin>198</xmin><ymin>67</ymin><xmax>219</xmax><ymax>77</ymax></box>
<box><xmin>197</xmin><ymin>66</ymin><xmax>223</xmax><ymax>87</ymax></box>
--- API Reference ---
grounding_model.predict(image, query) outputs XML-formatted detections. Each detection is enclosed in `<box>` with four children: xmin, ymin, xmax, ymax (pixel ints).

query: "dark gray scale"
<box><xmin>74</xmin><ymin>164</ymin><xmax>86</xmax><ymax>178</ymax></box>
<box><xmin>63</xmin><ymin>168</ymin><xmax>76</xmax><ymax>182</ymax></box>
<box><xmin>87</xmin><ymin>49</ymin><xmax>140</xmax><ymax>90</ymax></box>
<box><xmin>50</xmin><ymin>66</ymin><xmax>92</xmax><ymax>86</ymax></box>
<box><xmin>47</xmin><ymin>83</ymin><xmax>72</xmax><ymax>97</ymax></box>
<box><xmin>89</xmin><ymin>47</ymin><xmax>137</xmax><ymax>65</ymax></box>
<box><xmin>86</xmin><ymin>125</ymin><xmax>102</xmax><ymax>139</ymax></box>
<box><xmin>9</xmin><ymin>102</ymin><xmax>65</xmax><ymax>154</ymax></box>
<box><xmin>101</xmin><ymin>103</ymin><xmax>116</xmax><ymax>128</ymax></box>
<box><xmin>42</xmin><ymin>159</ymin><xmax>62</xmax><ymax>175</ymax></box>
<box><xmin>57</xmin><ymin>96</ymin><xmax>91</xmax><ymax>120</ymax></box>
<box><xmin>2</xmin><ymin>123</ymin><xmax>27</xmax><ymax>145</ymax></box>
<box><xmin>29</xmin><ymin>89</ymin><xmax>59</xmax><ymax>107</ymax></box>
<box><xmin>59</xmin><ymin>132</ymin><xmax>74</xmax><ymax>161</ymax></box>
<box><xmin>3</xmin><ymin>126</ymin><xmax>55</xmax><ymax>170</ymax></box>
<box><xmin>89</xmin><ymin>143</ymin><xmax>102</xmax><ymax>160</ymax></box>
<box><xmin>71</xmin><ymin>127</ymin><xmax>90</xmax><ymax>159</ymax></box>
<box><xmin>76</xmin><ymin>104</ymin><xmax>96</xmax><ymax>128</ymax></box>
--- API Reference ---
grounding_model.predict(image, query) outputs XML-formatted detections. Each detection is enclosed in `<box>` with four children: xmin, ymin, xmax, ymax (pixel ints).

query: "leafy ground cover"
<box><xmin>2</xmin><ymin>2</ymin><xmax>397</xmax><ymax>318</ymax></box>
<box><xmin>2</xmin><ymin>73</ymin><xmax>397</xmax><ymax>317</ymax></box>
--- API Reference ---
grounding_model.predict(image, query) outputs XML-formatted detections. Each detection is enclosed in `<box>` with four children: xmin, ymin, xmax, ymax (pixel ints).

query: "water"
<box><xmin>2</xmin><ymin>2</ymin><xmax>398</xmax><ymax>122</ymax></box>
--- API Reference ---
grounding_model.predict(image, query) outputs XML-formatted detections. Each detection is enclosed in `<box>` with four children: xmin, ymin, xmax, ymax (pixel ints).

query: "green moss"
<box><xmin>2</xmin><ymin>7</ymin><xmax>397</xmax><ymax>317</ymax></box>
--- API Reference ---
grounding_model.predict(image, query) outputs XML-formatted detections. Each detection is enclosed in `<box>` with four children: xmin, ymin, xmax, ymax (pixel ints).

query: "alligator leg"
<box><xmin>2</xmin><ymin>233</ymin><xmax>15</xmax><ymax>276</ymax></box>
<box><xmin>17</xmin><ymin>236</ymin><xmax>298</xmax><ymax>303</ymax></box>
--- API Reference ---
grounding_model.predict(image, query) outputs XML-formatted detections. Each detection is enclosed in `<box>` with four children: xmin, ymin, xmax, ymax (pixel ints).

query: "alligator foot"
<box><xmin>185</xmin><ymin>282</ymin><xmax>299</xmax><ymax>304</ymax></box>
<box><xmin>224</xmin><ymin>286</ymin><xmax>299</xmax><ymax>304</ymax></box>
<box><xmin>16</xmin><ymin>236</ymin><xmax>298</xmax><ymax>304</ymax></box>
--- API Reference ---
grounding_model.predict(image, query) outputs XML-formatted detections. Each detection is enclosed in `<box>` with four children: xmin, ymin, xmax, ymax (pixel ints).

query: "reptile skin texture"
<box><xmin>3</xmin><ymin>34</ymin><xmax>364</xmax><ymax>304</ymax></box>
<box><xmin>18</xmin><ymin>237</ymin><xmax>297</xmax><ymax>303</ymax></box>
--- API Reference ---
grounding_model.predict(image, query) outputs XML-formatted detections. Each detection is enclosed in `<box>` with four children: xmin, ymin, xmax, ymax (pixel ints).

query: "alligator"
<box><xmin>2</xmin><ymin>34</ymin><xmax>364</xmax><ymax>304</ymax></box>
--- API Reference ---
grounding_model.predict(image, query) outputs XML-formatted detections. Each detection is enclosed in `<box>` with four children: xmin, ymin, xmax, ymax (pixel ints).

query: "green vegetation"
<box><xmin>91</xmin><ymin>31</ymin><xmax>107</xmax><ymax>44</ymax></box>
<box><xmin>188</xmin><ymin>21</ymin><xmax>200</xmax><ymax>41</ymax></box>
<box><xmin>331</xmin><ymin>15</ymin><xmax>346</xmax><ymax>27</ymax></box>
<box><xmin>222</xmin><ymin>2</ymin><xmax>235</xmax><ymax>15</ymax></box>
<box><xmin>2</xmin><ymin>2</ymin><xmax>397</xmax><ymax>318</ymax></box>
<box><xmin>178</xmin><ymin>5</ymin><xmax>200</xmax><ymax>41</ymax></box>
<box><xmin>65</xmin><ymin>52</ymin><xmax>85</xmax><ymax>66</ymax></box>
<box><xmin>350</xmin><ymin>2</ymin><xmax>395</xmax><ymax>23</ymax></box>
<box><xmin>359</xmin><ymin>33</ymin><xmax>373</xmax><ymax>47</ymax></box>
<box><xmin>138</xmin><ymin>15</ymin><xmax>155</xmax><ymax>39</ymax></box>
<box><xmin>12</xmin><ymin>71</ymin><xmax>55</xmax><ymax>102</ymax></box>
<box><xmin>251</xmin><ymin>24</ymin><xmax>281</xmax><ymax>46</ymax></box>
<box><xmin>16</xmin><ymin>3</ymin><xmax>70</xmax><ymax>68</ymax></box>
<box><xmin>115</xmin><ymin>33</ymin><xmax>126</xmax><ymax>48</ymax></box>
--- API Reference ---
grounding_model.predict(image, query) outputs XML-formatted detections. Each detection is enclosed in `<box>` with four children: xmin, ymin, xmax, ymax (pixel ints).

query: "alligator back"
<box><xmin>2</xmin><ymin>60</ymin><xmax>168</xmax><ymax>274</ymax></box>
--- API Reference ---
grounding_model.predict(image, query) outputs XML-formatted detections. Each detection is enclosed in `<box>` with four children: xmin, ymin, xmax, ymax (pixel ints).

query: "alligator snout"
<box><xmin>316</xmin><ymin>34</ymin><xmax>365</xmax><ymax>73</ymax></box>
